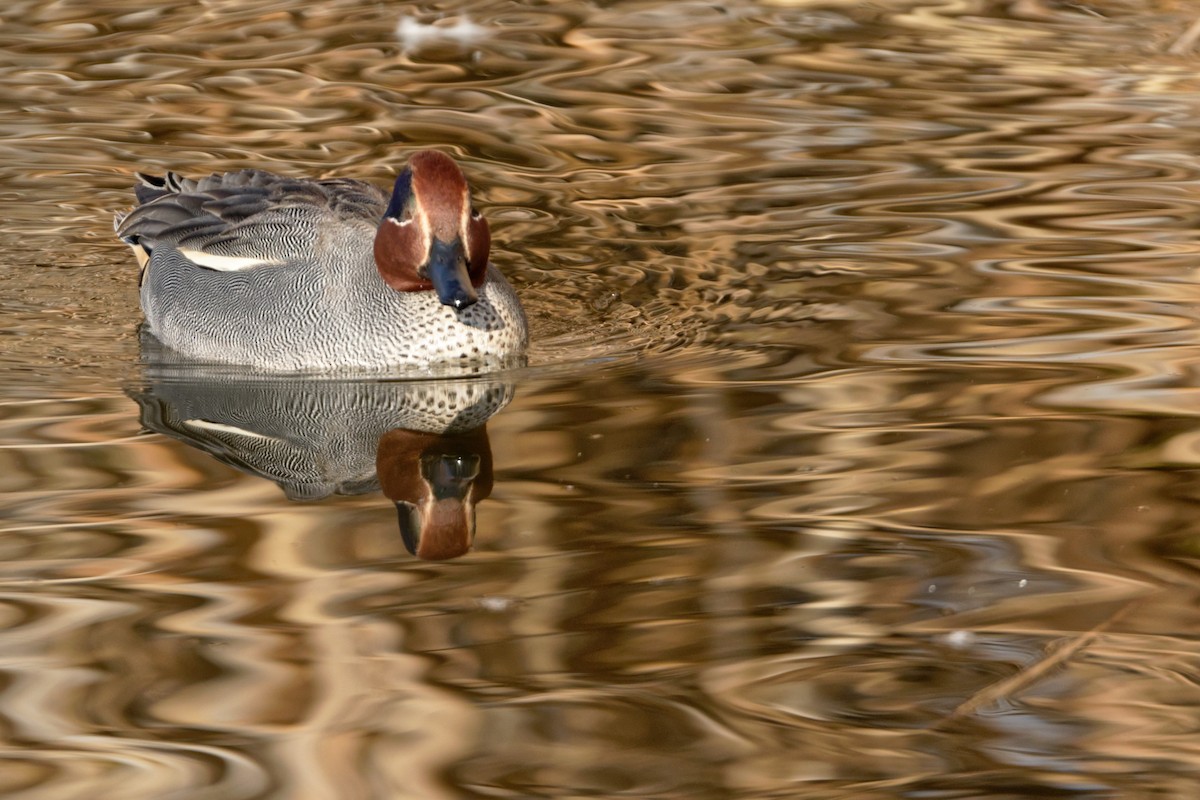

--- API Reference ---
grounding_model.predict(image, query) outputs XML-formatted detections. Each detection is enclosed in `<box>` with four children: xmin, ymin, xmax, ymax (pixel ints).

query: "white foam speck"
<box><xmin>477</xmin><ymin>595</ymin><xmax>515</xmax><ymax>612</ymax></box>
<box><xmin>397</xmin><ymin>15</ymin><xmax>487</xmax><ymax>51</ymax></box>
<box><xmin>942</xmin><ymin>630</ymin><xmax>976</xmax><ymax>649</ymax></box>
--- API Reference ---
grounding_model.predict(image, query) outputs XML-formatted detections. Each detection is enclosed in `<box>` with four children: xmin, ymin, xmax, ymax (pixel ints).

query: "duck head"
<box><xmin>373</xmin><ymin>150</ymin><xmax>490</xmax><ymax>310</ymax></box>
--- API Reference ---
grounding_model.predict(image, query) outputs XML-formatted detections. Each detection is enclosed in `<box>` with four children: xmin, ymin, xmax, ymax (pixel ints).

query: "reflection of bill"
<box><xmin>131</xmin><ymin>371</ymin><xmax>512</xmax><ymax>560</ymax></box>
<box><xmin>378</xmin><ymin>427</ymin><xmax>493</xmax><ymax>561</ymax></box>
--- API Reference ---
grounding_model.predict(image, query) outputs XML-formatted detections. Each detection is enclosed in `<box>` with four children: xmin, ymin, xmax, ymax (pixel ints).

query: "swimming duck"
<box><xmin>115</xmin><ymin>150</ymin><xmax>527</xmax><ymax>371</ymax></box>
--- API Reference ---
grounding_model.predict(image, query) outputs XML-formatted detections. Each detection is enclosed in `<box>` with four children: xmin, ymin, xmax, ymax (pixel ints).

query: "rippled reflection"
<box><xmin>133</xmin><ymin>367</ymin><xmax>509</xmax><ymax>559</ymax></box>
<box><xmin>5</xmin><ymin>0</ymin><xmax>1200</xmax><ymax>796</ymax></box>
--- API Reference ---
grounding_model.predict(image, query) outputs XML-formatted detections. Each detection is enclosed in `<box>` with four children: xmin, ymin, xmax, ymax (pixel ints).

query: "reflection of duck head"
<box><xmin>377</xmin><ymin>426</ymin><xmax>493</xmax><ymax>560</ymax></box>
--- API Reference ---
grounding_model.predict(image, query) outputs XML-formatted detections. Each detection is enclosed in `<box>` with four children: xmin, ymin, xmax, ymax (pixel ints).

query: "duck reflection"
<box><xmin>131</xmin><ymin>371</ymin><xmax>510</xmax><ymax>560</ymax></box>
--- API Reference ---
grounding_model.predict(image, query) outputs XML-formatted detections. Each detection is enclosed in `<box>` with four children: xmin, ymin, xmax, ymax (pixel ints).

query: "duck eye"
<box><xmin>470</xmin><ymin>207</ymin><xmax>481</xmax><ymax>220</ymax></box>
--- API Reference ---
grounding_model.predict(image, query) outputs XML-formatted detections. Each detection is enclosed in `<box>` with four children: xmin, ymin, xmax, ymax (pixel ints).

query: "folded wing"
<box><xmin>115</xmin><ymin>170</ymin><xmax>387</xmax><ymax>278</ymax></box>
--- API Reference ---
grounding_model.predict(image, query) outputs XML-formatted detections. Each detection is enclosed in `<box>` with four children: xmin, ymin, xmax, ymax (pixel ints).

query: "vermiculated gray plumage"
<box><xmin>116</xmin><ymin>168</ymin><xmax>527</xmax><ymax>371</ymax></box>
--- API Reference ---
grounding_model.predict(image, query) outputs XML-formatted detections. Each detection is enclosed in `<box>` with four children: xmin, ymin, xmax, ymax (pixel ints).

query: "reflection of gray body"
<box><xmin>132</xmin><ymin>373</ymin><xmax>512</xmax><ymax>499</ymax></box>
<box><xmin>116</xmin><ymin>170</ymin><xmax>526</xmax><ymax>370</ymax></box>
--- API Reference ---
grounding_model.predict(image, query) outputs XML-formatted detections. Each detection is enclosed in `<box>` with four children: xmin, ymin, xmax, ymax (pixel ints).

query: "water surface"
<box><xmin>4</xmin><ymin>0</ymin><xmax>1200</xmax><ymax>797</ymax></box>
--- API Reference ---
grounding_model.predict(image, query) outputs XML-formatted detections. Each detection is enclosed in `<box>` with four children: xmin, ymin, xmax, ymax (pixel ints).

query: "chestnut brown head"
<box><xmin>373</xmin><ymin>150</ymin><xmax>490</xmax><ymax>309</ymax></box>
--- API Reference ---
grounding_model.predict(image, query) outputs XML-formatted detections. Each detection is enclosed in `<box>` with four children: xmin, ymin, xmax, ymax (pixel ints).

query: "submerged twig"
<box><xmin>931</xmin><ymin>597</ymin><xmax>1143</xmax><ymax>731</ymax></box>
<box><xmin>1168</xmin><ymin>18</ymin><xmax>1200</xmax><ymax>55</ymax></box>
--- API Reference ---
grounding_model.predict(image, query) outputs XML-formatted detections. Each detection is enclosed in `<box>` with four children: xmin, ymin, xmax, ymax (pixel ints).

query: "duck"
<box><xmin>115</xmin><ymin>150</ymin><xmax>528</xmax><ymax>371</ymax></box>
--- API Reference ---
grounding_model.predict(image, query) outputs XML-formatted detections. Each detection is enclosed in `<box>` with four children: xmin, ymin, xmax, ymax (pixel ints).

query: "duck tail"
<box><xmin>131</xmin><ymin>171</ymin><xmax>197</xmax><ymax>204</ymax></box>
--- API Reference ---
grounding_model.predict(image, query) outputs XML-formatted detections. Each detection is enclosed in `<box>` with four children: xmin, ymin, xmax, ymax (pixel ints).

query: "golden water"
<box><xmin>4</xmin><ymin>0</ymin><xmax>1200</xmax><ymax>797</ymax></box>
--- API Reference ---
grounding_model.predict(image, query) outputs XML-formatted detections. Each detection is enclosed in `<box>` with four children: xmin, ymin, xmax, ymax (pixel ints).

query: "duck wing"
<box><xmin>115</xmin><ymin>170</ymin><xmax>388</xmax><ymax>276</ymax></box>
